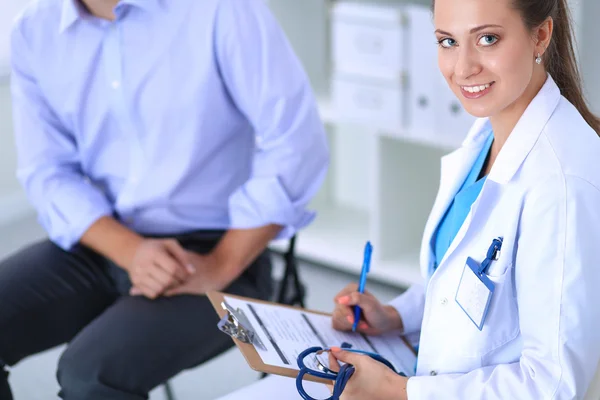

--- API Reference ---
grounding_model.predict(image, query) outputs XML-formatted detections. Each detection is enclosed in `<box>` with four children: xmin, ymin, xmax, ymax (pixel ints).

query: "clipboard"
<box><xmin>207</xmin><ymin>291</ymin><xmax>416</xmax><ymax>384</ymax></box>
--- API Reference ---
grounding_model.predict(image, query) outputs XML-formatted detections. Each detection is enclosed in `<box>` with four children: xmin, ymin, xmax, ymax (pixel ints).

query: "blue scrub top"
<box><xmin>433</xmin><ymin>133</ymin><xmax>494</xmax><ymax>270</ymax></box>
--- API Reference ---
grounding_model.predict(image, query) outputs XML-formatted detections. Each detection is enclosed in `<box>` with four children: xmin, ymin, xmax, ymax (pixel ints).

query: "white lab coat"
<box><xmin>390</xmin><ymin>75</ymin><xmax>600</xmax><ymax>399</ymax></box>
<box><xmin>217</xmin><ymin>76</ymin><xmax>600</xmax><ymax>400</ymax></box>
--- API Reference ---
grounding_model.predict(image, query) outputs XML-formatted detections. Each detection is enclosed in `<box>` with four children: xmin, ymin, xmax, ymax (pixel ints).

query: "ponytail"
<box><xmin>517</xmin><ymin>0</ymin><xmax>600</xmax><ymax>135</ymax></box>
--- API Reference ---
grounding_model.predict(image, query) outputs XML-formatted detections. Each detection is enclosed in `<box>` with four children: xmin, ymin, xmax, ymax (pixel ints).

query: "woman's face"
<box><xmin>434</xmin><ymin>0</ymin><xmax>537</xmax><ymax>118</ymax></box>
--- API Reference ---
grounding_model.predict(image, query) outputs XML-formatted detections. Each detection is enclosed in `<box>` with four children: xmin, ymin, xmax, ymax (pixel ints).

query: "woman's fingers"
<box><xmin>333</xmin><ymin>283</ymin><xmax>359</xmax><ymax>302</ymax></box>
<box><xmin>337</xmin><ymin>292</ymin><xmax>378</xmax><ymax>315</ymax></box>
<box><xmin>328</xmin><ymin>351</ymin><xmax>340</xmax><ymax>373</ymax></box>
<box><xmin>332</xmin><ymin>305</ymin><xmax>354</xmax><ymax>331</ymax></box>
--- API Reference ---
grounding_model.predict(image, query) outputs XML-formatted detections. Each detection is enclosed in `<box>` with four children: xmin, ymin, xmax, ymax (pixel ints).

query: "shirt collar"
<box><xmin>59</xmin><ymin>0</ymin><xmax>84</xmax><ymax>33</ymax></box>
<box><xmin>119</xmin><ymin>0</ymin><xmax>164</xmax><ymax>14</ymax></box>
<box><xmin>59</xmin><ymin>0</ymin><xmax>164</xmax><ymax>33</ymax></box>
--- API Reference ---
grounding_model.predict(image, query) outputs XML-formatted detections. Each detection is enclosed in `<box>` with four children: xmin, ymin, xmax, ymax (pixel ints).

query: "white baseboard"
<box><xmin>0</xmin><ymin>190</ymin><xmax>34</xmax><ymax>226</ymax></box>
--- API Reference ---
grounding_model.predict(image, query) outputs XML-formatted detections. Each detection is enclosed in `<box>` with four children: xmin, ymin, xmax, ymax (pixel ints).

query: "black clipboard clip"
<box><xmin>218</xmin><ymin>301</ymin><xmax>266</xmax><ymax>351</ymax></box>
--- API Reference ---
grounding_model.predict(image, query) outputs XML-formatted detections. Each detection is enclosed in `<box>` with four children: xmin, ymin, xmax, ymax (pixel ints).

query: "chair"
<box><xmin>273</xmin><ymin>235</ymin><xmax>306</xmax><ymax>309</ymax></box>
<box><xmin>163</xmin><ymin>235</ymin><xmax>305</xmax><ymax>400</ymax></box>
<box><xmin>163</xmin><ymin>381</ymin><xmax>176</xmax><ymax>400</ymax></box>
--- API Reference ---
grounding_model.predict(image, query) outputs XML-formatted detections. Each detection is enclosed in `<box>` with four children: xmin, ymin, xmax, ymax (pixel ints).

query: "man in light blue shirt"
<box><xmin>0</xmin><ymin>0</ymin><xmax>328</xmax><ymax>398</ymax></box>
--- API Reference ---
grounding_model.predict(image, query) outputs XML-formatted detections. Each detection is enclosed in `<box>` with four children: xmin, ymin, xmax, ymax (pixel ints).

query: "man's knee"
<box><xmin>57</xmin><ymin>346</ymin><xmax>117</xmax><ymax>399</ymax></box>
<box><xmin>57</xmin><ymin>344</ymin><xmax>147</xmax><ymax>400</ymax></box>
<box><xmin>0</xmin><ymin>328</ymin><xmax>20</xmax><ymax>368</ymax></box>
<box><xmin>57</xmin><ymin>348</ymin><xmax>96</xmax><ymax>399</ymax></box>
<box><xmin>0</xmin><ymin>360</ymin><xmax>12</xmax><ymax>400</ymax></box>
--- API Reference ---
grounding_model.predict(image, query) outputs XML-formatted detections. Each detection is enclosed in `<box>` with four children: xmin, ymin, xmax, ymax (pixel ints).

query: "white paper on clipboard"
<box><xmin>224</xmin><ymin>296</ymin><xmax>417</xmax><ymax>375</ymax></box>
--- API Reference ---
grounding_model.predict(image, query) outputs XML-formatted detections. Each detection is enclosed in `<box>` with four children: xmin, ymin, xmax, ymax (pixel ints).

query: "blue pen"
<box><xmin>352</xmin><ymin>241</ymin><xmax>373</xmax><ymax>332</ymax></box>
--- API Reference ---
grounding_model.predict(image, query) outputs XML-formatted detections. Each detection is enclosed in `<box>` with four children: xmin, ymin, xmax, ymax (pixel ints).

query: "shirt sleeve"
<box><xmin>407</xmin><ymin>177</ymin><xmax>600</xmax><ymax>399</ymax></box>
<box><xmin>10</xmin><ymin>22</ymin><xmax>113</xmax><ymax>250</ymax></box>
<box><xmin>214</xmin><ymin>0</ymin><xmax>329</xmax><ymax>239</ymax></box>
<box><xmin>388</xmin><ymin>283</ymin><xmax>426</xmax><ymax>336</ymax></box>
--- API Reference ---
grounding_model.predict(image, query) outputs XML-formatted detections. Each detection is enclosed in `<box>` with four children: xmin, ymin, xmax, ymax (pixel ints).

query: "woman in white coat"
<box><xmin>327</xmin><ymin>0</ymin><xmax>600</xmax><ymax>396</ymax></box>
<box><xmin>219</xmin><ymin>0</ymin><xmax>600</xmax><ymax>398</ymax></box>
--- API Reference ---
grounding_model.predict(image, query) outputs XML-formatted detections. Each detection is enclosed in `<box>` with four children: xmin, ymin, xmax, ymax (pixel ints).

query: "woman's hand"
<box><xmin>328</xmin><ymin>347</ymin><xmax>409</xmax><ymax>400</ymax></box>
<box><xmin>332</xmin><ymin>284</ymin><xmax>403</xmax><ymax>335</ymax></box>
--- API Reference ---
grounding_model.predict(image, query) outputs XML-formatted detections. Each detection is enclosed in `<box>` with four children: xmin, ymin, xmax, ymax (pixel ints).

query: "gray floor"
<box><xmin>0</xmin><ymin>215</ymin><xmax>404</xmax><ymax>400</ymax></box>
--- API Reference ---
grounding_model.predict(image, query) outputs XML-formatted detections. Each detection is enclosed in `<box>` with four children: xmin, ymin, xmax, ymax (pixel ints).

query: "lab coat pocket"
<box><xmin>455</xmin><ymin>264</ymin><xmax>519</xmax><ymax>358</ymax></box>
<box><xmin>485</xmin><ymin>245</ymin><xmax>513</xmax><ymax>277</ymax></box>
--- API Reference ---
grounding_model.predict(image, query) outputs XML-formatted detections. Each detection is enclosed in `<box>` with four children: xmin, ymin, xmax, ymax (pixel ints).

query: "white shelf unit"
<box><xmin>268</xmin><ymin>0</ymin><xmax>449</xmax><ymax>288</ymax></box>
<box><xmin>267</xmin><ymin>0</ymin><xmax>600</xmax><ymax>289</ymax></box>
<box><xmin>271</xmin><ymin>111</ymin><xmax>446</xmax><ymax>288</ymax></box>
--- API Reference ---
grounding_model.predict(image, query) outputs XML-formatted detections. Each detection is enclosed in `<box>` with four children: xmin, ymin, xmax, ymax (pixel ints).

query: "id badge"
<box><xmin>455</xmin><ymin>257</ymin><xmax>495</xmax><ymax>331</ymax></box>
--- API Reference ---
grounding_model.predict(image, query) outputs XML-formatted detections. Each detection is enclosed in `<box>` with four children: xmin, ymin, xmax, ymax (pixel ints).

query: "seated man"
<box><xmin>0</xmin><ymin>0</ymin><xmax>328</xmax><ymax>398</ymax></box>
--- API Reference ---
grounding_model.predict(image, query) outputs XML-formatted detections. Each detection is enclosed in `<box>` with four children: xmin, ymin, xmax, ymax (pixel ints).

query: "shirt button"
<box><xmin>430</xmin><ymin>370</ymin><xmax>437</xmax><ymax>376</ymax></box>
<box><xmin>111</xmin><ymin>80</ymin><xmax>121</xmax><ymax>89</ymax></box>
<box><xmin>440</xmin><ymin>297</ymin><xmax>448</xmax><ymax>306</ymax></box>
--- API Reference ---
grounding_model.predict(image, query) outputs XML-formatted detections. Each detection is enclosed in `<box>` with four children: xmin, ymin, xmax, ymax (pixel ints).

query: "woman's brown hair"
<box><xmin>433</xmin><ymin>0</ymin><xmax>600</xmax><ymax>135</ymax></box>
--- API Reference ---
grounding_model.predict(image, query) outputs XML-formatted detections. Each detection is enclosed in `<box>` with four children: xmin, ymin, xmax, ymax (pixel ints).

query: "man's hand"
<box><xmin>163</xmin><ymin>252</ymin><xmax>227</xmax><ymax>296</ymax></box>
<box><xmin>160</xmin><ymin>225</ymin><xmax>283</xmax><ymax>296</ymax></box>
<box><xmin>131</xmin><ymin>224</ymin><xmax>283</xmax><ymax>298</ymax></box>
<box><xmin>127</xmin><ymin>239</ymin><xmax>195</xmax><ymax>299</ymax></box>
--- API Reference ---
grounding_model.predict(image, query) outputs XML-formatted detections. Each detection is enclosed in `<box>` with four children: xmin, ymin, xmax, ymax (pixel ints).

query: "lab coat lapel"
<box><xmin>488</xmin><ymin>75</ymin><xmax>561</xmax><ymax>184</ymax></box>
<box><xmin>427</xmin><ymin>75</ymin><xmax>562</xmax><ymax>276</ymax></box>
<box><xmin>419</xmin><ymin>120</ymin><xmax>492</xmax><ymax>277</ymax></box>
<box><xmin>434</xmin><ymin>179</ymin><xmax>501</xmax><ymax>276</ymax></box>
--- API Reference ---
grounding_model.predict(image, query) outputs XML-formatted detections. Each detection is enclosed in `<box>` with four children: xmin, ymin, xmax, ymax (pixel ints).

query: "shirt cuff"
<box><xmin>228</xmin><ymin>176</ymin><xmax>315</xmax><ymax>239</ymax></box>
<box><xmin>388</xmin><ymin>283</ymin><xmax>426</xmax><ymax>335</ymax></box>
<box><xmin>41</xmin><ymin>185</ymin><xmax>113</xmax><ymax>250</ymax></box>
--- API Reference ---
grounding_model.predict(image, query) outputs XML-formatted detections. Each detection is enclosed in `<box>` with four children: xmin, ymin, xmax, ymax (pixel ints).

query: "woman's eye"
<box><xmin>439</xmin><ymin>38</ymin><xmax>457</xmax><ymax>48</ymax></box>
<box><xmin>478</xmin><ymin>35</ymin><xmax>498</xmax><ymax>46</ymax></box>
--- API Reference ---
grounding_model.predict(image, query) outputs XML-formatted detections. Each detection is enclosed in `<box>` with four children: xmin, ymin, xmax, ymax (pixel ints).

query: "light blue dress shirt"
<box><xmin>10</xmin><ymin>0</ymin><xmax>329</xmax><ymax>250</ymax></box>
<box><xmin>433</xmin><ymin>133</ymin><xmax>494</xmax><ymax>269</ymax></box>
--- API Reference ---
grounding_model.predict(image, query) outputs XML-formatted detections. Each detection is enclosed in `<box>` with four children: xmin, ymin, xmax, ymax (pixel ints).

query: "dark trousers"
<box><xmin>0</xmin><ymin>231</ymin><xmax>273</xmax><ymax>400</ymax></box>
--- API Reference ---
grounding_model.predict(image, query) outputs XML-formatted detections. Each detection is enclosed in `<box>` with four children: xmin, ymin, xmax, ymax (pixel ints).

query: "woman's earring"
<box><xmin>535</xmin><ymin>53</ymin><xmax>542</xmax><ymax>65</ymax></box>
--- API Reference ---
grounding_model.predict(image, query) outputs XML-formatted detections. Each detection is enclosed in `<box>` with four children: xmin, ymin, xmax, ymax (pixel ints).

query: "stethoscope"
<box><xmin>295</xmin><ymin>345</ymin><xmax>403</xmax><ymax>400</ymax></box>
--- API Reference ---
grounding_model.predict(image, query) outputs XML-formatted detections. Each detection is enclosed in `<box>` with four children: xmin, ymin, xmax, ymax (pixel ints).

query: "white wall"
<box><xmin>0</xmin><ymin>78</ymin><xmax>30</xmax><ymax>225</ymax></box>
<box><xmin>0</xmin><ymin>0</ymin><xmax>31</xmax><ymax>75</ymax></box>
<box><xmin>0</xmin><ymin>1</ymin><xmax>32</xmax><ymax>225</ymax></box>
<box><xmin>0</xmin><ymin>79</ymin><xmax>19</xmax><ymax>193</ymax></box>
<box><xmin>578</xmin><ymin>0</ymin><xmax>600</xmax><ymax>115</ymax></box>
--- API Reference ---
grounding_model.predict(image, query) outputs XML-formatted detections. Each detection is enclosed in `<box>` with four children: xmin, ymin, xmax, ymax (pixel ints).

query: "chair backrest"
<box><xmin>273</xmin><ymin>235</ymin><xmax>306</xmax><ymax>308</ymax></box>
